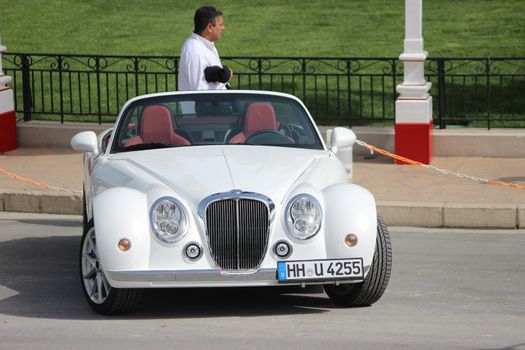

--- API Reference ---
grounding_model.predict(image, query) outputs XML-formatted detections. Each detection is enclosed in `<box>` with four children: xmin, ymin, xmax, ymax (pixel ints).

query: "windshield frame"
<box><xmin>109</xmin><ymin>91</ymin><xmax>325</xmax><ymax>154</ymax></box>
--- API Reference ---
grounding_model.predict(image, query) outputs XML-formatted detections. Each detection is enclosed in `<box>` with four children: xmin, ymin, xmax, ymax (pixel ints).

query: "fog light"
<box><xmin>184</xmin><ymin>243</ymin><xmax>202</xmax><ymax>260</ymax></box>
<box><xmin>118</xmin><ymin>239</ymin><xmax>131</xmax><ymax>251</ymax></box>
<box><xmin>274</xmin><ymin>241</ymin><xmax>292</xmax><ymax>258</ymax></box>
<box><xmin>345</xmin><ymin>234</ymin><xmax>358</xmax><ymax>247</ymax></box>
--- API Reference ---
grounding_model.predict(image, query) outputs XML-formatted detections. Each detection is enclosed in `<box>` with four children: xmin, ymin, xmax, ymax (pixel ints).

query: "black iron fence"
<box><xmin>3</xmin><ymin>53</ymin><xmax>525</xmax><ymax>128</ymax></box>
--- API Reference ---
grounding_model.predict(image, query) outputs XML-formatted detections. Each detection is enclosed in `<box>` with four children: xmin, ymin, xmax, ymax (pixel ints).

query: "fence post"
<box><xmin>437</xmin><ymin>58</ymin><xmax>447</xmax><ymax>129</ymax></box>
<box><xmin>133</xmin><ymin>57</ymin><xmax>140</xmax><ymax>96</ymax></box>
<box><xmin>257</xmin><ymin>58</ymin><xmax>262</xmax><ymax>90</ymax></box>
<box><xmin>94</xmin><ymin>56</ymin><xmax>102</xmax><ymax>124</ymax></box>
<box><xmin>21</xmin><ymin>54</ymin><xmax>32</xmax><ymax>122</ymax></box>
<box><xmin>302</xmin><ymin>58</ymin><xmax>307</xmax><ymax>102</ymax></box>
<box><xmin>392</xmin><ymin>58</ymin><xmax>397</xmax><ymax>119</ymax></box>
<box><xmin>486</xmin><ymin>58</ymin><xmax>491</xmax><ymax>130</ymax></box>
<box><xmin>57</xmin><ymin>55</ymin><xmax>64</xmax><ymax>123</ymax></box>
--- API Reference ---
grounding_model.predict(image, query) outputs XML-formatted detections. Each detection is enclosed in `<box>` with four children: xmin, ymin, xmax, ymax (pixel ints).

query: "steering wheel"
<box><xmin>245</xmin><ymin>129</ymin><xmax>295</xmax><ymax>145</ymax></box>
<box><xmin>279</xmin><ymin>123</ymin><xmax>293</xmax><ymax>137</ymax></box>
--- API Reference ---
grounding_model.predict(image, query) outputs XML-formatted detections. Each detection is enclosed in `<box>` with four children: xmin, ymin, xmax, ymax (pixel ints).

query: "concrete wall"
<box><xmin>16</xmin><ymin>121</ymin><xmax>525</xmax><ymax>158</ymax></box>
<box><xmin>17</xmin><ymin>121</ymin><xmax>113</xmax><ymax>148</ymax></box>
<box><xmin>319</xmin><ymin>126</ymin><xmax>525</xmax><ymax>158</ymax></box>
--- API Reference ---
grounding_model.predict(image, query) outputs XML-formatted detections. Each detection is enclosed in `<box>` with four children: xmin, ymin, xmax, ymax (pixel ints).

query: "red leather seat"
<box><xmin>124</xmin><ymin>105</ymin><xmax>190</xmax><ymax>147</ymax></box>
<box><xmin>229</xmin><ymin>103</ymin><xmax>278</xmax><ymax>144</ymax></box>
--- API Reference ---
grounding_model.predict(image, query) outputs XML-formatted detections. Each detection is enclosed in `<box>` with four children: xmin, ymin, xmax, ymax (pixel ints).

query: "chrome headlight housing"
<box><xmin>150</xmin><ymin>197</ymin><xmax>188</xmax><ymax>243</ymax></box>
<box><xmin>285</xmin><ymin>194</ymin><xmax>322</xmax><ymax>240</ymax></box>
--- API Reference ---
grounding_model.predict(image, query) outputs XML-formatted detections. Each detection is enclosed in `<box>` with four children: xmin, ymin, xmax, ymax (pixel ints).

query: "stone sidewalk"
<box><xmin>0</xmin><ymin>146</ymin><xmax>524</xmax><ymax>229</ymax></box>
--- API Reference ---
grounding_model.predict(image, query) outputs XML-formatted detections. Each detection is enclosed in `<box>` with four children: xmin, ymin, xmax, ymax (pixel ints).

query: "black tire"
<box><xmin>79</xmin><ymin>220</ymin><xmax>142</xmax><ymax>315</ymax></box>
<box><xmin>324</xmin><ymin>216</ymin><xmax>392</xmax><ymax>306</ymax></box>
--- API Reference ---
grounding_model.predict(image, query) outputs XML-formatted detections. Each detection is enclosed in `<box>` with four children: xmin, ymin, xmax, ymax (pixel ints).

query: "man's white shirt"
<box><xmin>178</xmin><ymin>33</ymin><xmax>227</xmax><ymax>91</ymax></box>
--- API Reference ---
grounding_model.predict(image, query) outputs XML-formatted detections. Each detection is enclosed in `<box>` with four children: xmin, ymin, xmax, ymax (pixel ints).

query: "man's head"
<box><xmin>194</xmin><ymin>6</ymin><xmax>224</xmax><ymax>42</ymax></box>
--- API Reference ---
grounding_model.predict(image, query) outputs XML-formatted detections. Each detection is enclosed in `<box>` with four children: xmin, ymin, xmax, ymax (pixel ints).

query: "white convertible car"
<box><xmin>71</xmin><ymin>90</ymin><xmax>392</xmax><ymax>314</ymax></box>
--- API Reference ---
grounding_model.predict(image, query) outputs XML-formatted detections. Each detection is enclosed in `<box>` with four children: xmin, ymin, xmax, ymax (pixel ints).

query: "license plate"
<box><xmin>277</xmin><ymin>258</ymin><xmax>364</xmax><ymax>282</ymax></box>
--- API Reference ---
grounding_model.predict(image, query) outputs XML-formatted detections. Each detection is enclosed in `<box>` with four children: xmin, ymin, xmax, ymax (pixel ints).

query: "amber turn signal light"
<box><xmin>118</xmin><ymin>239</ymin><xmax>131</xmax><ymax>251</ymax></box>
<box><xmin>345</xmin><ymin>234</ymin><xmax>358</xmax><ymax>247</ymax></box>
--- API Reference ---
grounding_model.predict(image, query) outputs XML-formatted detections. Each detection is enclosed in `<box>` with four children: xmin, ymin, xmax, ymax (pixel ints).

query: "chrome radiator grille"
<box><xmin>205</xmin><ymin>197</ymin><xmax>270</xmax><ymax>271</ymax></box>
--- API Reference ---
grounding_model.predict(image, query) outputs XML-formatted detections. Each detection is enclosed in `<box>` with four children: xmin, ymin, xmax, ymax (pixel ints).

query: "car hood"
<box><xmin>108</xmin><ymin>146</ymin><xmax>336</xmax><ymax>206</ymax></box>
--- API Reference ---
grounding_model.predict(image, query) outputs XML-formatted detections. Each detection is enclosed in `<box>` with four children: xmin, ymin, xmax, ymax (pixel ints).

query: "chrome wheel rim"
<box><xmin>81</xmin><ymin>227</ymin><xmax>111</xmax><ymax>304</ymax></box>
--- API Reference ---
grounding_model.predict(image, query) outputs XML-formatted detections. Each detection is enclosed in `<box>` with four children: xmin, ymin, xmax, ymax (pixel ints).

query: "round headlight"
<box><xmin>285</xmin><ymin>194</ymin><xmax>322</xmax><ymax>240</ymax></box>
<box><xmin>150</xmin><ymin>197</ymin><xmax>188</xmax><ymax>243</ymax></box>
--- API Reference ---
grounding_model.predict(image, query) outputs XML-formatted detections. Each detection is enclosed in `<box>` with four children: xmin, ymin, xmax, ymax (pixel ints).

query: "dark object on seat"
<box><xmin>204</xmin><ymin>65</ymin><xmax>231</xmax><ymax>84</ymax></box>
<box><xmin>124</xmin><ymin>105</ymin><xmax>191</xmax><ymax>147</ymax></box>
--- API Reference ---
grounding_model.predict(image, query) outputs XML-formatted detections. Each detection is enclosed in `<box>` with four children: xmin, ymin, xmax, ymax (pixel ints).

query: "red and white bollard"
<box><xmin>0</xmin><ymin>37</ymin><xmax>17</xmax><ymax>153</ymax></box>
<box><xmin>395</xmin><ymin>0</ymin><xmax>432</xmax><ymax>165</ymax></box>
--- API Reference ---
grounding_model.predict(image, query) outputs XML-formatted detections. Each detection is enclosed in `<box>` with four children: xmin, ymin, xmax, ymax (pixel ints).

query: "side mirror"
<box><xmin>330</xmin><ymin>127</ymin><xmax>356</xmax><ymax>154</ymax></box>
<box><xmin>71</xmin><ymin>131</ymin><xmax>99</xmax><ymax>154</ymax></box>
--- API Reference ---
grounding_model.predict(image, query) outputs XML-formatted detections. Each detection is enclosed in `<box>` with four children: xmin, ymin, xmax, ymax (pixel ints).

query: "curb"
<box><xmin>0</xmin><ymin>190</ymin><xmax>82</xmax><ymax>215</ymax></box>
<box><xmin>377</xmin><ymin>201</ymin><xmax>524</xmax><ymax>229</ymax></box>
<box><xmin>0</xmin><ymin>190</ymin><xmax>523</xmax><ymax>229</ymax></box>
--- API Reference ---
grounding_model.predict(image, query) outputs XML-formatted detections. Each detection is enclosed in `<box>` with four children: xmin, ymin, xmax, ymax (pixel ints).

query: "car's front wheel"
<box><xmin>324</xmin><ymin>216</ymin><xmax>392</xmax><ymax>307</ymax></box>
<box><xmin>80</xmin><ymin>221</ymin><xmax>142</xmax><ymax>314</ymax></box>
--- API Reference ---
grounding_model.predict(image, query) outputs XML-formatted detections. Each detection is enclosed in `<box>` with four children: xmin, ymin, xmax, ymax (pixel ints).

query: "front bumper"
<box><xmin>105</xmin><ymin>268</ymin><xmax>366</xmax><ymax>288</ymax></box>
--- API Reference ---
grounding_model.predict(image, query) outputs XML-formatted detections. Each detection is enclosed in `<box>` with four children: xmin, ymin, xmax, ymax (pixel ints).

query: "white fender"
<box><xmin>93</xmin><ymin>187</ymin><xmax>150</xmax><ymax>274</ymax></box>
<box><xmin>322</xmin><ymin>183</ymin><xmax>377</xmax><ymax>273</ymax></box>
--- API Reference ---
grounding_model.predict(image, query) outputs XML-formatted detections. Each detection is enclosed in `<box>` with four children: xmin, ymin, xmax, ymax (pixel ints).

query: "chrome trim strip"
<box><xmin>198</xmin><ymin>189</ymin><xmax>275</xmax><ymax>220</ymax></box>
<box><xmin>235</xmin><ymin>197</ymin><xmax>241</xmax><ymax>270</ymax></box>
<box><xmin>106</xmin><ymin>268</ymin><xmax>277</xmax><ymax>282</ymax></box>
<box><xmin>106</xmin><ymin>270</ymin><xmax>176</xmax><ymax>282</ymax></box>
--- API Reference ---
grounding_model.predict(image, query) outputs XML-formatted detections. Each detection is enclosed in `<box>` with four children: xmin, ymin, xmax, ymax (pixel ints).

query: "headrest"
<box><xmin>244</xmin><ymin>103</ymin><xmax>277</xmax><ymax>138</ymax></box>
<box><xmin>141</xmin><ymin>105</ymin><xmax>173</xmax><ymax>144</ymax></box>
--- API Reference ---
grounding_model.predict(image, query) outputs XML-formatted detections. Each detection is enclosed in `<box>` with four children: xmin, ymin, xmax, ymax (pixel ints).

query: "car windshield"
<box><xmin>111</xmin><ymin>93</ymin><xmax>324</xmax><ymax>153</ymax></box>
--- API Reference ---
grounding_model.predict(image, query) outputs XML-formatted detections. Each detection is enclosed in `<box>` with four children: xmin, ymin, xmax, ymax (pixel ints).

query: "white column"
<box><xmin>394</xmin><ymin>0</ymin><xmax>433</xmax><ymax>164</ymax></box>
<box><xmin>397</xmin><ymin>0</ymin><xmax>431</xmax><ymax>100</ymax></box>
<box><xmin>0</xmin><ymin>35</ymin><xmax>12</xmax><ymax>89</ymax></box>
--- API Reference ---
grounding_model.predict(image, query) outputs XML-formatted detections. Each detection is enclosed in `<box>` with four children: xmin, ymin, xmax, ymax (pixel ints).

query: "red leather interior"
<box><xmin>229</xmin><ymin>103</ymin><xmax>277</xmax><ymax>144</ymax></box>
<box><xmin>124</xmin><ymin>105</ymin><xmax>190</xmax><ymax>147</ymax></box>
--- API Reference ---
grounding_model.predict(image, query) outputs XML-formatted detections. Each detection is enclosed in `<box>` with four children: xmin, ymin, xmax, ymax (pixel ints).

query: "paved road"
<box><xmin>1</xmin><ymin>213</ymin><xmax>524</xmax><ymax>350</ymax></box>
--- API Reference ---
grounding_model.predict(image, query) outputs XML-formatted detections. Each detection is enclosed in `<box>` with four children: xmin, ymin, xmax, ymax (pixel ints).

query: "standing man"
<box><xmin>178</xmin><ymin>6</ymin><xmax>232</xmax><ymax>91</ymax></box>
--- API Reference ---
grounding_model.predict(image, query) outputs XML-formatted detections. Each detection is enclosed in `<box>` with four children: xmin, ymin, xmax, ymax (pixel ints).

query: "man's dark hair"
<box><xmin>194</xmin><ymin>6</ymin><xmax>223</xmax><ymax>34</ymax></box>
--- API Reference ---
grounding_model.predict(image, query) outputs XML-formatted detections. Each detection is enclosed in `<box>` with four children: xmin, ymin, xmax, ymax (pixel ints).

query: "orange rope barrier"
<box><xmin>486</xmin><ymin>179</ymin><xmax>525</xmax><ymax>190</ymax></box>
<box><xmin>356</xmin><ymin>140</ymin><xmax>525</xmax><ymax>190</ymax></box>
<box><xmin>0</xmin><ymin>167</ymin><xmax>49</xmax><ymax>189</ymax></box>
<box><xmin>358</xmin><ymin>142</ymin><xmax>425</xmax><ymax>166</ymax></box>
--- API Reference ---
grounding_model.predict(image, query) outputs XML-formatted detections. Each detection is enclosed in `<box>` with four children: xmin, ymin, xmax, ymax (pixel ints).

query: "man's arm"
<box><xmin>184</xmin><ymin>53</ymin><xmax>207</xmax><ymax>91</ymax></box>
<box><xmin>204</xmin><ymin>65</ymin><xmax>232</xmax><ymax>84</ymax></box>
